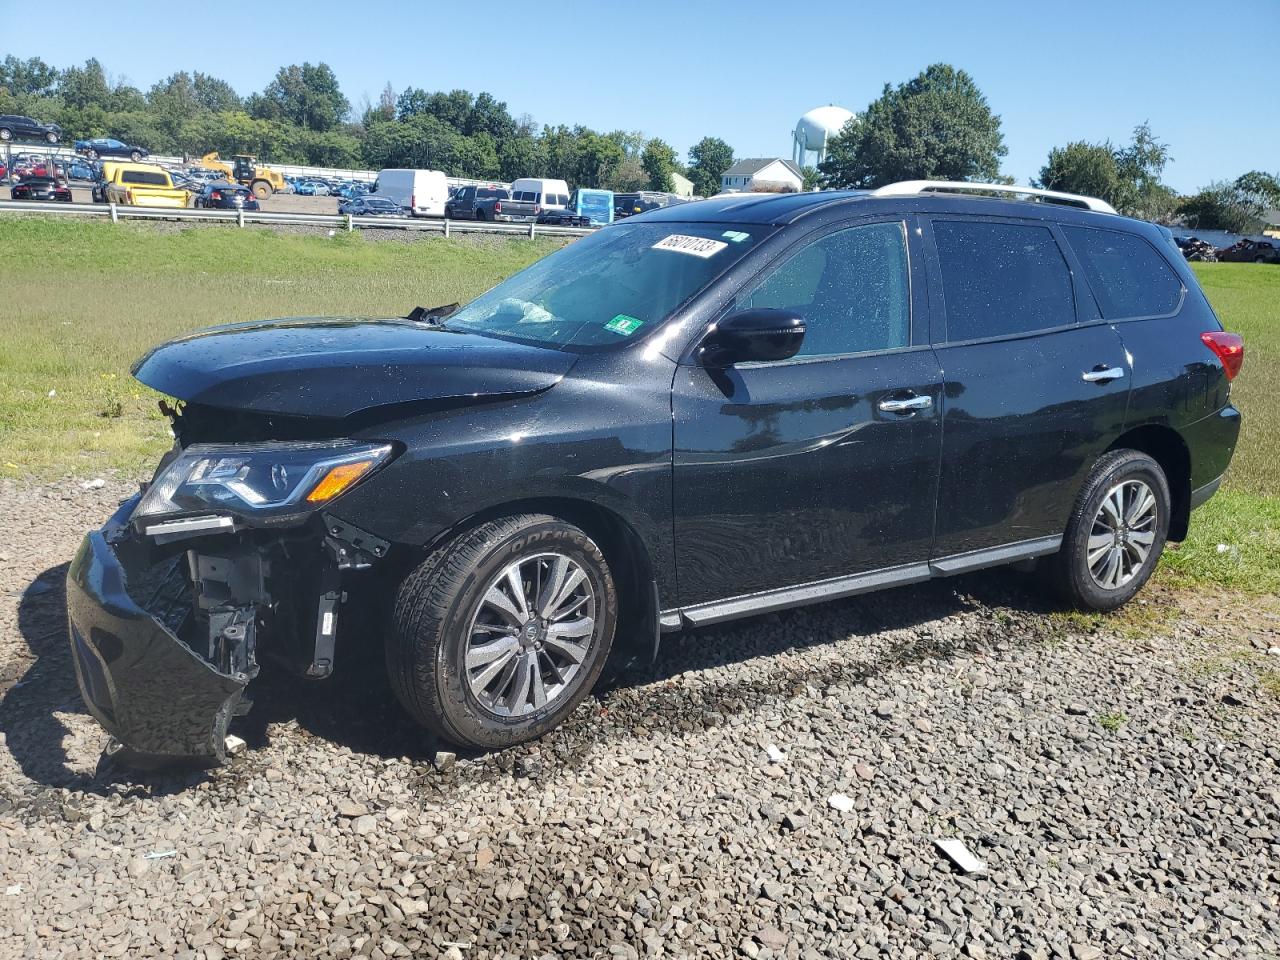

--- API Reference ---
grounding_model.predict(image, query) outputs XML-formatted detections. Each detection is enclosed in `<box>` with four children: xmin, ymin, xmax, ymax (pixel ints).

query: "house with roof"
<box><xmin>720</xmin><ymin>158</ymin><xmax>805</xmax><ymax>194</ymax></box>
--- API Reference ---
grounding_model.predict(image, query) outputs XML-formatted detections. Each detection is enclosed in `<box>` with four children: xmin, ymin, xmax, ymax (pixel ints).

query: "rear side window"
<box><xmin>1062</xmin><ymin>226</ymin><xmax>1182</xmax><ymax>319</ymax></box>
<box><xmin>120</xmin><ymin>170</ymin><xmax>168</xmax><ymax>186</ymax></box>
<box><xmin>740</xmin><ymin>221</ymin><xmax>911</xmax><ymax>358</ymax></box>
<box><xmin>933</xmin><ymin>220</ymin><xmax>1076</xmax><ymax>341</ymax></box>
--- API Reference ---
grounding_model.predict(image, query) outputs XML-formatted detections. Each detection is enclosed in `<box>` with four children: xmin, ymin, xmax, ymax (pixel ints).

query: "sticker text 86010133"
<box><xmin>651</xmin><ymin>234</ymin><xmax>729</xmax><ymax>258</ymax></box>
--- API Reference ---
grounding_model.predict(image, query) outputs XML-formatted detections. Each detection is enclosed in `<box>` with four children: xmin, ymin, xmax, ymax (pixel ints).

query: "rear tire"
<box><xmin>45</xmin><ymin>132</ymin><xmax>57</xmax><ymax>144</ymax></box>
<box><xmin>130</xmin><ymin>151</ymin><xmax>141</xmax><ymax>162</ymax></box>
<box><xmin>252</xmin><ymin>181</ymin><xmax>271</xmax><ymax>199</ymax></box>
<box><xmin>0</xmin><ymin>129</ymin><xmax>11</xmax><ymax>142</ymax></box>
<box><xmin>1046</xmin><ymin>450</ymin><xmax>1170</xmax><ymax>612</ymax></box>
<box><xmin>389</xmin><ymin>514</ymin><xmax>618</xmax><ymax>750</ymax></box>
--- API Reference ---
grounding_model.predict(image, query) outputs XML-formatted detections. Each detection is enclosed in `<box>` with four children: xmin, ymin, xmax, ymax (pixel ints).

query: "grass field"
<box><xmin>0</xmin><ymin>218</ymin><xmax>1274</xmax><ymax>592</ymax></box>
<box><xmin>0</xmin><ymin>219</ymin><xmax>563</xmax><ymax>476</ymax></box>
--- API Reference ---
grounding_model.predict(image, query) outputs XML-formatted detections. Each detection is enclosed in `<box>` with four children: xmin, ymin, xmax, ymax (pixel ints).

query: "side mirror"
<box><xmin>698</xmin><ymin>308</ymin><xmax>806</xmax><ymax>367</ymax></box>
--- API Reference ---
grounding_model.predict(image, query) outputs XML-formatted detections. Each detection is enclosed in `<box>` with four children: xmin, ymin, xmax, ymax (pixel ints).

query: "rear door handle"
<box><xmin>878</xmin><ymin>395</ymin><xmax>933</xmax><ymax>413</ymax></box>
<box><xmin>1081</xmin><ymin>366</ymin><xmax>1126</xmax><ymax>383</ymax></box>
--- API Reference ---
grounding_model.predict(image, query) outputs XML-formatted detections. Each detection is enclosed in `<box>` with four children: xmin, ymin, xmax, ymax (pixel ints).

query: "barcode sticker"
<box><xmin>651</xmin><ymin>234</ymin><xmax>729</xmax><ymax>258</ymax></box>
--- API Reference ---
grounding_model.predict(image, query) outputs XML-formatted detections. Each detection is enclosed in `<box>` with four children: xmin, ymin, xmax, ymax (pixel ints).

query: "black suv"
<box><xmin>67</xmin><ymin>183</ymin><xmax>1244</xmax><ymax>761</ymax></box>
<box><xmin>0</xmin><ymin>114</ymin><xmax>61</xmax><ymax>143</ymax></box>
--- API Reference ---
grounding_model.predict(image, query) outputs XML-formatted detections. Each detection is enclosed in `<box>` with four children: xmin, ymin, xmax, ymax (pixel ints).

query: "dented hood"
<box><xmin>132</xmin><ymin>317</ymin><xmax>575</xmax><ymax>419</ymax></box>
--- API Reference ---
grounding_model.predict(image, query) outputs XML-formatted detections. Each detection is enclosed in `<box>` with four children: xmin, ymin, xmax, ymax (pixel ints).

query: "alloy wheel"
<box><xmin>463</xmin><ymin>552</ymin><xmax>596</xmax><ymax>718</ymax></box>
<box><xmin>1087</xmin><ymin>479</ymin><xmax>1158</xmax><ymax>590</ymax></box>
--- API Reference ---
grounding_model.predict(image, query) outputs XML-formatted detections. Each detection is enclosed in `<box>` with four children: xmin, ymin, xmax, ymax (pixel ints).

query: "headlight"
<box><xmin>132</xmin><ymin>441</ymin><xmax>394</xmax><ymax>524</ymax></box>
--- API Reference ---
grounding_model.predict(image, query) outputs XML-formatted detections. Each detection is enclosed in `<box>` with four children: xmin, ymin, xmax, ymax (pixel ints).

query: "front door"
<box><xmin>923</xmin><ymin>216</ymin><xmax>1132</xmax><ymax>557</ymax></box>
<box><xmin>672</xmin><ymin>219</ymin><xmax>944</xmax><ymax>607</ymax></box>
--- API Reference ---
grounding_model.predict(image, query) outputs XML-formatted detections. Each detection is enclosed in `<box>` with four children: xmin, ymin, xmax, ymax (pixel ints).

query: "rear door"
<box><xmin>922</xmin><ymin>215</ymin><xmax>1131</xmax><ymax>557</ymax></box>
<box><xmin>672</xmin><ymin>217</ymin><xmax>943</xmax><ymax>606</ymax></box>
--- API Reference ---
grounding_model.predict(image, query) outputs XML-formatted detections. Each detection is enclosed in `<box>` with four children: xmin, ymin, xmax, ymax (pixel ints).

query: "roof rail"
<box><xmin>870</xmin><ymin>180</ymin><xmax>1118</xmax><ymax>215</ymax></box>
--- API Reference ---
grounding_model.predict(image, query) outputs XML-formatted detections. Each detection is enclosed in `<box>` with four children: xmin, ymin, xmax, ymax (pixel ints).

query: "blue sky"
<box><xmin>3</xmin><ymin>0</ymin><xmax>1274</xmax><ymax>192</ymax></box>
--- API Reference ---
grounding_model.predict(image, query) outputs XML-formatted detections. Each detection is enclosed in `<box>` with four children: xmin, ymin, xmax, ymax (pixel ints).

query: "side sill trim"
<box><xmin>680</xmin><ymin>562</ymin><xmax>933</xmax><ymax>628</ymax></box>
<box><xmin>927</xmin><ymin>535</ymin><xmax>1062</xmax><ymax>576</ymax></box>
<box><xmin>668</xmin><ymin>535</ymin><xmax>1064</xmax><ymax>632</ymax></box>
<box><xmin>1189</xmin><ymin>475</ymin><xmax>1222</xmax><ymax>511</ymax></box>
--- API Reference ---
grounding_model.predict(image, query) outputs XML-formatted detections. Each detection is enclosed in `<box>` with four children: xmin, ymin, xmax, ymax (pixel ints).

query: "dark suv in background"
<box><xmin>67</xmin><ymin>181</ymin><xmax>1243</xmax><ymax>762</ymax></box>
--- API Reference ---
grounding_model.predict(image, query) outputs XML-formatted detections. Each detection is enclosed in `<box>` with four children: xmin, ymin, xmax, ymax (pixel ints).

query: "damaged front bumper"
<box><xmin>67</xmin><ymin>497</ymin><xmax>252</xmax><ymax>762</ymax></box>
<box><xmin>67</xmin><ymin>494</ymin><xmax>390</xmax><ymax>763</ymax></box>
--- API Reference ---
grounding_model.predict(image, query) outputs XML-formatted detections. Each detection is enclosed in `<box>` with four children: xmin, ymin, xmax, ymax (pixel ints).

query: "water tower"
<box><xmin>793</xmin><ymin>105</ymin><xmax>856</xmax><ymax>166</ymax></box>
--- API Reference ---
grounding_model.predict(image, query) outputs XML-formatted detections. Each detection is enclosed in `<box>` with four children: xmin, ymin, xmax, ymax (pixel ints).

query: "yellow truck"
<box><xmin>198</xmin><ymin>152</ymin><xmax>286</xmax><ymax>198</ymax></box>
<box><xmin>102</xmin><ymin>162</ymin><xmax>190</xmax><ymax>208</ymax></box>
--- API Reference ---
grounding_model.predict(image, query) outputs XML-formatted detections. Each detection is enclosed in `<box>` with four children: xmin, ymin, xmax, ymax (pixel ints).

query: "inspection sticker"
<box><xmin>605</xmin><ymin>314</ymin><xmax>644</xmax><ymax>336</ymax></box>
<box><xmin>722</xmin><ymin>230</ymin><xmax>751</xmax><ymax>243</ymax></box>
<box><xmin>651</xmin><ymin>234</ymin><xmax>728</xmax><ymax>258</ymax></box>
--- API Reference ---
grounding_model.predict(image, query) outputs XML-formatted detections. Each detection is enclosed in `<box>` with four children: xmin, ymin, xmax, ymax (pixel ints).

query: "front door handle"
<box><xmin>878</xmin><ymin>394</ymin><xmax>933</xmax><ymax>413</ymax></box>
<box><xmin>1082</xmin><ymin>366</ymin><xmax>1126</xmax><ymax>383</ymax></box>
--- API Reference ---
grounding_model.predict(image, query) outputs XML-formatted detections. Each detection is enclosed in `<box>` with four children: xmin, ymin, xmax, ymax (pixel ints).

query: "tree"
<box><xmin>1179</xmin><ymin>172</ymin><xmax>1280</xmax><ymax>234</ymax></box>
<box><xmin>1038</xmin><ymin>123</ymin><xmax>1177</xmax><ymax>221</ymax></box>
<box><xmin>0</xmin><ymin>55</ymin><xmax>58</xmax><ymax>97</ymax></box>
<box><xmin>819</xmin><ymin>63</ymin><xmax>1006</xmax><ymax>188</ymax></box>
<box><xmin>642</xmin><ymin>138</ymin><xmax>677</xmax><ymax>192</ymax></box>
<box><xmin>58</xmin><ymin>59</ymin><xmax>112</xmax><ymax>111</ymax></box>
<box><xmin>498</xmin><ymin>135</ymin><xmax>544</xmax><ymax>182</ymax></box>
<box><xmin>254</xmin><ymin>63</ymin><xmax>349</xmax><ymax>132</ymax></box>
<box><xmin>688</xmin><ymin>136</ymin><xmax>733</xmax><ymax>198</ymax></box>
<box><xmin>574</xmin><ymin>130</ymin><xmax>624</xmax><ymax>188</ymax></box>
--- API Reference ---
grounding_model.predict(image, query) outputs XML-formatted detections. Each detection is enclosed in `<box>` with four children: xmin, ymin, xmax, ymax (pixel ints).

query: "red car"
<box><xmin>11</xmin><ymin>176</ymin><xmax>73</xmax><ymax>202</ymax></box>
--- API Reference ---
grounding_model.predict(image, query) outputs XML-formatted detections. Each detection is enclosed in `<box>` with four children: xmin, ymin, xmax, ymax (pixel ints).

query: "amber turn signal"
<box><xmin>306</xmin><ymin>459</ymin><xmax>379</xmax><ymax>503</ymax></box>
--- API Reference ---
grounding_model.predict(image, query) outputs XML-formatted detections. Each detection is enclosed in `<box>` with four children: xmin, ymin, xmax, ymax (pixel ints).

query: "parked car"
<box><xmin>0</xmin><ymin>114</ymin><xmax>61</xmax><ymax>143</ymax></box>
<box><xmin>193</xmin><ymin>182</ymin><xmax>260</xmax><ymax>210</ymax></box>
<box><xmin>294</xmin><ymin>180</ymin><xmax>332</xmax><ymax>197</ymax></box>
<box><xmin>65</xmin><ymin>180</ymin><xmax>1244</xmax><ymax>762</ymax></box>
<box><xmin>445</xmin><ymin>185</ymin><xmax>535</xmax><ymax>222</ymax></box>
<box><xmin>1216</xmin><ymin>239</ymin><xmax>1279</xmax><ymax>264</ymax></box>
<box><xmin>67</xmin><ymin>159</ymin><xmax>96</xmax><ymax>181</ymax></box>
<box><xmin>10</xmin><ymin>175</ymin><xmax>72</xmax><ymax>202</ymax></box>
<box><xmin>102</xmin><ymin>162</ymin><xmax>191</xmax><ymax>208</ymax></box>
<box><xmin>74</xmin><ymin>137</ymin><xmax>149</xmax><ymax>162</ymax></box>
<box><xmin>511</xmin><ymin>177</ymin><xmax>571</xmax><ymax>211</ymax></box>
<box><xmin>338</xmin><ymin>196</ymin><xmax>405</xmax><ymax>217</ymax></box>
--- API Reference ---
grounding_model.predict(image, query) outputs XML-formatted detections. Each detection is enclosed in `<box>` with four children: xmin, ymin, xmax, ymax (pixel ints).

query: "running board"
<box><xmin>664</xmin><ymin>536</ymin><xmax>1062</xmax><ymax>630</ymax></box>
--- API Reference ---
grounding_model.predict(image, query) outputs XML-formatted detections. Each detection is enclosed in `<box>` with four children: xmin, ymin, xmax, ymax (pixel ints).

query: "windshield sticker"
<box><xmin>722</xmin><ymin>230</ymin><xmax>751</xmax><ymax>243</ymax></box>
<box><xmin>605</xmin><ymin>314</ymin><xmax>644</xmax><ymax>336</ymax></box>
<box><xmin>652</xmin><ymin>234</ymin><xmax>729</xmax><ymax>258</ymax></box>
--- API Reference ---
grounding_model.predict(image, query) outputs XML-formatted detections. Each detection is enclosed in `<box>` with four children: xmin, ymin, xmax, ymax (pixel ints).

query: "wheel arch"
<box><xmin>1107</xmin><ymin>424</ymin><xmax>1192</xmax><ymax>540</ymax></box>
<box><xmin>418</xmin><ymin>496</ymin><xmax>660</xmax><ymax>662</ymax></box>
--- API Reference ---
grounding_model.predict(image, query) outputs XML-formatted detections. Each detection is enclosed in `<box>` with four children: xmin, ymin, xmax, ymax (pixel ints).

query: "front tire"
<box><xmin>1047</xmin><ymin>450</ymin><xmax>1170</xmax><ymax>611</ymax></box>
<box><xmin>389</xmin><ymin>514</ymin><xmax>618</xmax><ymax>750</ymax></box>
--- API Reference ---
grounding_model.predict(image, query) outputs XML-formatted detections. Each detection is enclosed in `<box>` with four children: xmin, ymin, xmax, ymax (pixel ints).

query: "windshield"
<box><xmin>443</xmin><ymin>221</ymin><xmax>767</xmax><ymax>350</ymax></box>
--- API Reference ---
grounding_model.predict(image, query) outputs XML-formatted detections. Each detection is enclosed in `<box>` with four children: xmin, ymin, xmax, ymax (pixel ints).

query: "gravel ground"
<box><xmin>1</xmin><ymin>478</ymin><xmax>1277</xmax><ymax>959</ymax></box>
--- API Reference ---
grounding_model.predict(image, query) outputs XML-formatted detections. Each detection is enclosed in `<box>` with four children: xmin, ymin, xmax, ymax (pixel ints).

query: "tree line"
<box><xmin>0</xmin><ymin>55</ymin><xmax>737</xmax><ymax>194</ymax></box>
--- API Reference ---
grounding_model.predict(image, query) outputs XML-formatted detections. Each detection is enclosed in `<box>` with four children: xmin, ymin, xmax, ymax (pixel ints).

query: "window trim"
<box><xmin>922</xmin><ymin>214</ymin><xmax>1087</xmax><ymax>348</ymax></box>
<box><xmin>1059</xmin><ymin>223</ymin><xmax>1187</xmax><ymax>324</ymax></box>
<box><xmin>699</xmin><ymin>216</ymin><xmax>921</xmax><ymax>366</ymax></box>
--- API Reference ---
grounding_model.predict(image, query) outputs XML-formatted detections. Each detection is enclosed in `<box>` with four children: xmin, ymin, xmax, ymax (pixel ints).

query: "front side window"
<box><xmin>1061</xmin><ymin>225</ymin><xmax>1182</xmax><ymax>319</ymax></box>
<box><xmin>444</xmin><ymin>222</ymin><xmax>768</xmax><ymax>350</ymax></box>
<box><xmin>738</xmin><ymin>221</ymin><xmax>911</xmax><ymax>358</ymax></box>
<box><xmin>933</xmin><ymin>220</ymin><xmax>1076</xmax><ymax>340</ymax></box>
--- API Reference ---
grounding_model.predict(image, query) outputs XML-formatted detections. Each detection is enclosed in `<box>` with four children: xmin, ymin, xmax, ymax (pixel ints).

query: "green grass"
<box><xmin>1097</xmin><ymin>711</ymin><xmax>1128</xmax><ymax>732</ymax></box>
<box><xmin>1190</xmin><ymin>262</ymin><xmax>1278</xmax><ymax>497</ymax></box>
<box><xmin>0</xmin><ymin>219</ymin><xmax>564</xmax><ymax>476</ymax></box>
<box><xmin>0</xmin><ymin>220</ymin><xmax>1275</xmax><ymax>596</ymax></box>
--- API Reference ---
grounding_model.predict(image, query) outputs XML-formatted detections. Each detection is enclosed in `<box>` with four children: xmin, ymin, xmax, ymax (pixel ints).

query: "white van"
<box><xmin>510</xmin><ymin>177</ymin><xmax>571</xmax><ymax>211</ymax></box>
<box><xmin>372</xmin><ymin>169</ymin><xmax>448</xmax><ymax>218</ymax></box>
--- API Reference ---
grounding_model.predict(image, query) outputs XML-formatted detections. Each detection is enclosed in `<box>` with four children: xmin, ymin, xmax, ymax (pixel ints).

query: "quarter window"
<box><xmin>933</xmin><ymin>220</ymin><xmax>1076</xmax><ymax>340</ymax></box>
<box><xmin>739</xmin><ymin>221</ymin><xmax>911</xmax><ymax>358</ymax></box>
<box><xmin>1062</xmin><ymin>226</ymin><xmax>1182</xmax><ymax>319</ymax></box>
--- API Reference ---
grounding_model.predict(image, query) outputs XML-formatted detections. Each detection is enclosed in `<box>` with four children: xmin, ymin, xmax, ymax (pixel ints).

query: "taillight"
<box><xmin>411</xmin><ymin>193</ymin><xmax>416</xmax><ymax>209</ymax></box>
<box><xmin>1201</xmin><ymin>332</ymin><xmax>1244</xmax><ymax>381</ymax></box>
<box><xmin>211</xmin><ymin>191</ymin><xmax>221</xmax><ymax>201</ymax></box>
<box><xmin>494</xmin><ymin>201</ymin><xmax>502</xmax><ymax>214</ymax></box>
<box><xmin>534</xmin><ymin>205</ymin><xmax>541</xmax><ymax>214</ymax></box>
